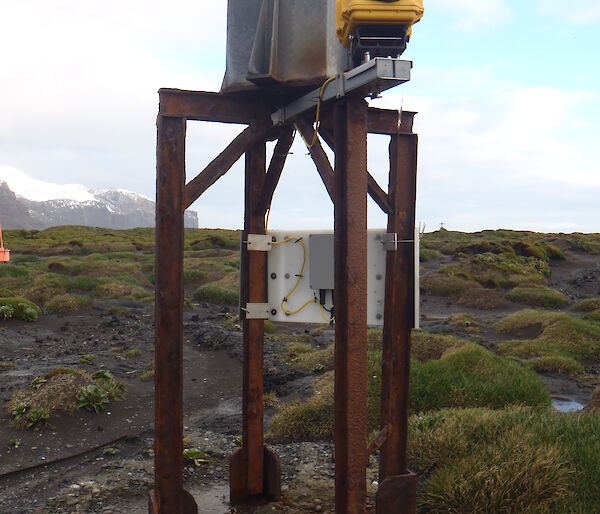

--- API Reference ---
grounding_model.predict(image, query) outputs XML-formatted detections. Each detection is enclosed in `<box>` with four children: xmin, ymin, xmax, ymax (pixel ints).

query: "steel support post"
<box><xmin>376</xmin><ymin>132</ymin><xmax>418</xmax><ymax>514</ymax></box>
<box><xmin>230</xmin><ymin>141</ymin><xmax>281</xmax><ymax>504</ymax></box>
<box><xmin>149</xmin><ymin>115</ymin><xmax>197</xmax><ymax>514</ymax></box>
<box><xmin>333</xmin><ymin>97</ymin><xmax>368</xmax><ymax>514</ymax></box>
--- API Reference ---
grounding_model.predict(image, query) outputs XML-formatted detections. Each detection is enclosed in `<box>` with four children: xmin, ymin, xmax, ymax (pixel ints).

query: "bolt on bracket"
<box><xmin>242</xmin><ymin>303</ymin><xmax>271</xmax><ymax>320</ymax></box>
<box><xmin>246</xmin><ymin>234</ymin><xmax>273</xmax><ymax>252</ymax></box>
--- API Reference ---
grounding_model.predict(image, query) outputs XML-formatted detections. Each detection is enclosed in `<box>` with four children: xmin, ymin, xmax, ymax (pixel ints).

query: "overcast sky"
<box><xmin>1</xmin><ymin>1</ymin><xmax>599</xmax><ymax>232</ymax></box>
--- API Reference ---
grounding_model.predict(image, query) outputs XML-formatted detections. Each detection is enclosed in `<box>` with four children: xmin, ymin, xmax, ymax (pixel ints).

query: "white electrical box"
<box><xmin>265</xmin><ymin>230</ymin><xmax>388</xmax><ymax>326</ymax></box>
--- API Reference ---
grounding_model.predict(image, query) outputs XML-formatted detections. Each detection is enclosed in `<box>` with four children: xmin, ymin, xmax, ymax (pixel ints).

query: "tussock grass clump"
<box><xmin>410</xmin><ymin>407</ymin><xmax>600</xmax><ymax>513</ymax></box>
<box><xmin>193</xmin><ymin>283</ymin><xmax>238</xmax><ymax>306</ymax></box>
<box><xmin>0</xmin><ymin>297</ymin><xmax>40</xmax><ymax>321</ymax></box>
<box><xmin>410</xmin><ymin>344</ymin><xmax>549</xmax><ymax>413</ymax></box>
<box><xmin>497</xmin><ymin>309</ymin><xmax>600</xmax><ymax>362</ymax></box>
<box><xmin>585</xmin><ymin>309</ymin><xmax>600</xmax><ymax>323</ymax></box>
<box><xmin>573</xmin><ymin>297</ymin><xmax>600</xmax><ymax>313</ymax></box>
<box><xmin>410</xmin><ymin>331</ymin><xmax>467</xmax><ymax>360</ymax></box>
<box><xmin>45</xmin><ymin>293</ymin><xmax>93</xmax><ymax>314</ymax></box>
<box><xmin>446</xmin><ymin>313</ymin><xmax>479</xmax><ymax>332</ymax></box>
<box><xmin>5</xmin><ymin>368</ymin><xmax>125</xmax><ymax>428</ymax></box>
<box><xmin>420</xmin><ymin>273</ymin><xmax>466</xmax><ymax>296</ymax></box>
<box><xmin>268</xmin><ymin>342</ymin><xmax>548</xmax><ymax>442</ymax></box>
<box><xmin>525</xmin><ymin>355</ymin><xmax>584</xmax><ymax>376</ymax></box>
<box><xmin>293</xmin><ymin>345</ymin><xmax>334</xmax><ymax>372</ymax></box>
<box><xmin>507</xmin><ymin>285</ymin><xmax>568</xmax><ymax>308</ymax></box>
<box><xmin>567</xmin><ymin>234</ymin><xmax>600</xmax><ymax>254</ymax></box>
<box><xmin>7</xmin><ymin>369</ymin><xmax>90</xmax><ymax>426</ymax></box>
<box><xmin>457</xmin><ymin>287</ymin><xmax>510</xmax><ymax>310</ymax></box>
<box><xmin>419</xmin><ymin>248</ymin><xmax>443</xmax><ymax>262</ymax></box>
<box><xmin>183</xmin><ymin>269</ymin><xmax>208</xmax><ymax>284</ymax></box>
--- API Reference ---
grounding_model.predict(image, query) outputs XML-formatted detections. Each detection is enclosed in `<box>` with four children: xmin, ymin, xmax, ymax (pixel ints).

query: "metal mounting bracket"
<box><xmin>246</xmin><ymin>234</ymin><xmax>273</xmax><ymax>252</ymax></box>
<box><xmin>243</xmin><ymin>303</ymin><xmax>271</xmax><ymax>320</ymax></box>
<box><xmin>381</xmin><ymin>233</ymin><xmax>398</xmax><ymax>251</ymax></box>
<box><xmin>271</xmin><ymin>58</ymin><xmax>412</xmax><ymax>126</ymax></box>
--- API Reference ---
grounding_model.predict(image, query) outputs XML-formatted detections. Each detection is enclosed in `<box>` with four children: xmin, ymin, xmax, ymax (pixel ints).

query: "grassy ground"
<box><xmin>418</xmin><ymin>229</ymin><xmax>586</xmax><ymax>311</ymax></box>
<box><xmin>3</xmin><ymin>226</ymin><xmax>600</xmax><ymax>511</ymax></box>
<box><xmin>269</xmin><ymin>334</ymin><xmax>550</xmax><ymax>442</ymax></box>
<box><xmin>0</xmin><ymin>227</ymin><xmax>240</xmax><ymax>313</ymax></box>
<box><xmin>410</xmin><ymin>406</ymin><xmax>600</xmax><ymax>513</ymax></box>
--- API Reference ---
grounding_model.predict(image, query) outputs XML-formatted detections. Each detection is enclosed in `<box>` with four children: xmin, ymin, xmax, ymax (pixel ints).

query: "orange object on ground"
<box><xmin>0</xmin><ymin>219</ymin><xmax>10</xmax><ymax>262</ymax></box>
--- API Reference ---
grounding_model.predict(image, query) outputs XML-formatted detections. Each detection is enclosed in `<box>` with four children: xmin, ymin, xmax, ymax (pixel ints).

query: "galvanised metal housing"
<box><xmin>221</xmin><ymin>0</ymin><xmax>346</xmax><ymax>93</ymax></box>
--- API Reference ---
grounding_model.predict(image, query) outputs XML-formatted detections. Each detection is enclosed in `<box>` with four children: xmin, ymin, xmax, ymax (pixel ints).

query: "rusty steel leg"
<box><xmin>376</xmin><ymin>132</ymin><xmax>418</xmax><ymax>514</ymax></box>
<box><xmin>230</xmin><ymin>141</ymin><xmax>281</xmax><ymax>504</ymax></box>
<box><xmin>149</xmin><ymin>115</ymin><xmax>198</xmax><ymax>514</ymax></box>
<box><xmin>333</xmin><ymin>97</ymin><xmax>368</xmax><ymax>514</ymax></box>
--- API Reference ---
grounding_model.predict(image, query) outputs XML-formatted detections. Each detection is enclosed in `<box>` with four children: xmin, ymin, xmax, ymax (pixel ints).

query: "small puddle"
<box><xmin>552</xmin><ymin>397</ymin><xmax>585</xmax><ymax>413</ymax></box>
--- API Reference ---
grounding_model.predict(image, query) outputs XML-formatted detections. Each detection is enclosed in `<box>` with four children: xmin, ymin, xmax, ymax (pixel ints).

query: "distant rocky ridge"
<box><xmin>0</xmin><ymin>182</ymin><xmax>198</xmax><ymax>229</ymax></box>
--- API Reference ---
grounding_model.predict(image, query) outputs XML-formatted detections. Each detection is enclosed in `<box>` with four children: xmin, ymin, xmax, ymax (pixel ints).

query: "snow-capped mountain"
<box><xmin>0</xmin><ymin>169</ymin><xmax>198</xmax><ymax>229</ymax></box>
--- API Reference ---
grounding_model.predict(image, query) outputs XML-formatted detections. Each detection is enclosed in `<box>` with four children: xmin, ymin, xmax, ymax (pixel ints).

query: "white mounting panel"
<box><xmin>266</xmin><ymin>230</ymin><xmax>388</xmax><ymax>326</ymax></box>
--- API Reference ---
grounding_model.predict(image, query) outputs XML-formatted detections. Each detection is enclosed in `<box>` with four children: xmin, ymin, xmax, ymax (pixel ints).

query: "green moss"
<box><xmin>507</xmin><ymin>285</ymin><xmax>568</xmax><ymax>308</ymax></box>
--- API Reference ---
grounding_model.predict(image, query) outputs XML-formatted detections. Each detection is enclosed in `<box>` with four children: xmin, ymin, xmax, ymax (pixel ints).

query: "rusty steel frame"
<box><xmin>152</xmin><ymin>88</ymin><xmax>418</xmax><ymax>514</ymax></box>
<box><xmin>333</xmin><ymin>97</ymin><xmax>369</xmax><ymax>513</ymax></box>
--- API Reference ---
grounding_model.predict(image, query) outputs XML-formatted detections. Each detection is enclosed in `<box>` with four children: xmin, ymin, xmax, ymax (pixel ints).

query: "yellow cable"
<box><xmin>309</xmin><ymin>76</ymin><xmax>336</xmax><ymax>148</ymax></box>
<box><xmin>276</xmin><ymin>238</ymin><xmax>314</xmax><ymax>316</ymax></box>
<box><xmin>265</xmin><ymin>205</ymin><xmax>271</xmax><ymax>236</ymax></box>
<box><xmin>319</xmin><ymin>303</ymin><xmax>334</xmax><ymax>323</ymax></box>
<box><xmin>281</xmin><ymin>298</ymin><xmax>316</xmax><ymax>316</ymax></box>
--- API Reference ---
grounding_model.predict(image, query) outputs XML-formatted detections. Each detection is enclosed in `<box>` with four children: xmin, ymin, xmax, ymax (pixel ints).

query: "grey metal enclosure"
<box><xmin>221</xmin><ymin>0</ymin><xmax>346</xmax><ymax>93</ymax></box>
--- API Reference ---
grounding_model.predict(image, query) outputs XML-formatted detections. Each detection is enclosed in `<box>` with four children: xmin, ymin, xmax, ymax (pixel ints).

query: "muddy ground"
<box><xmin>0</xmin><ymin>247</ymin><xmax>598</xmax><ymax>513</ymax></box>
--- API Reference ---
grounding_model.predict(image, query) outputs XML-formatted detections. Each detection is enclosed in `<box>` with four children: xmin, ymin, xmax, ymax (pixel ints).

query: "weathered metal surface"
<box><xmin>316</xmin><ymin>124</ymin><xmax>390</xmax><ymax>214</ymax></box>
<box><xmin>375</xmin><ymin>473</ymin><xmax>417</xmax><ymax>514</ymax></box>
<box><xmin>377</xmin><ymin>130</ymin><xmax>418</xmax><ymax>513</ymax></box>
<box><xmin>151</xmin><ymin>115</ymin><xmax>197</xmax><ymax>514</ymax></box>
<box><xmin>322</xmin><ymin>107</ymin><xmax>416</xmax><ymax>136</ymax></box>
<box><xmin>333</xmin><ymin>97</ymin><xmax>368</xmax><ymax>514</ymax></box>
<box><xmin>222</xmin><ymin>0</ymin><xmax>344</xmax><ymax>93</ymax></box>
<box><xmin>159</xmin><ymin>89</ymin><xmax>272</xmax><ymax>124</ymax></box>
<box><xmin>255</xmin><ymin>127</ymin><xmax>296</xmax><ymax>216</ymax></box>
<box><xmin>184</xmin><ymin>118</ymin><xmax>273</xmax><ymax>209</ymax></box>
<box><xmin>367</xmin><ymin>174</ymin><xmax>391</xmax><ymax>215</ymax></box>
<box><xmin>271</xmin><ymin>59</ymin><xmax>411</xmax><ymax>126</ymax></box>
<box><xmin>230</xmin><ymin>142</ymin><xmax>281</xmax><ymax>503</ymax></box>
<box><xmin>296</xmin><ymin>118</ymin><xmax>336</xmax><ymax>203</ymax></box>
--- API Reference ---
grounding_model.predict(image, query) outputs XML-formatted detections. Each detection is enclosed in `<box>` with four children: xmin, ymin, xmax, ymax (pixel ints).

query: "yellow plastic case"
<box><xmin>337</xmin><ymin>0</ymin><xmax>424</xmax><ymax>47</ymax></box>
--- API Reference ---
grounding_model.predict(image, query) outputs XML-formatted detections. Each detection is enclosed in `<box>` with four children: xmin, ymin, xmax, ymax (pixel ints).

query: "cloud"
<box><xmin>0</xmin><ymin>1</ymin><xmax>227</xmax><ymax>193</ymax></box>
<box><xmin>425</xmin><ymin>0</ymin><xmax>512</xmax><ymax>30</ymax></box>
<box><xmin>368</xmin><ymin>74</ymin><xmax>600</xmax><ymax>232</ymax></box>
<box><xmin>537</xmin><ymin>0</ymin><xmax>600</xmax><ymax>24</ymax></box>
